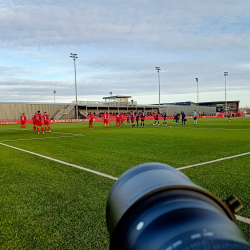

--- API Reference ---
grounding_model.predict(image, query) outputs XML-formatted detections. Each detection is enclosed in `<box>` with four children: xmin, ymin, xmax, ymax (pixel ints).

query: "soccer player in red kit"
<box><xmin>34</xmin><ymin>111</ymin><xmax>45</xmax><ymax>134</ymax></box>
<box><xmin>20</xmin><ymin>113</ymin><xmax>26</xmax><ymax>130</ymax></box>
<box><xmin>153</xmin><ymin>112</ymin><xmax>156</xmax><ymax>125</ymax></box>
<box><xmin>103</xmin><ymin>112</ymin><xmax>110</xmax><ymax>129</ymax></box>
<box><xmin>153</xmin><ymin>112</ymin><xmax>159</xmax><ymax>125</ymax></box>
<box><xmin>88</xmin><ymin>112</ymin><xmax>94</xmax><ymax>129</ymax></box>
<box><xmin>42</xmin><ymin>112</ymin><xmax>51</xmax><ymax>132</ymax></box>
<box><xmin>116</xmin><ymin>112</ymin><xmax>121</xmax><ymax>128</ymax></box>
<box><xmin>120</xmin><ymin>112</ymin><xmax>125</xmax><ymax>127</ymax></box>
<box><xmin>32</xmin><ymin>113</ymin><xmax>37</xmax><ymax>131</ymax></box>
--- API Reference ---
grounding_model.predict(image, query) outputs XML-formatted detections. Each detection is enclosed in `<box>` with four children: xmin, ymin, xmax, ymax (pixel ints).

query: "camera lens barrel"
<box><xmin>106</xmin><ymin>163</ymin><xmax>250</xmax><ymax>250</ymax></box>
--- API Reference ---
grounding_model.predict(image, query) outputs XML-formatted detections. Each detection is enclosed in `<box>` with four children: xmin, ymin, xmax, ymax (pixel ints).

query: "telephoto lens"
<box><xmin>106</xmin><ymin>163</ymin><xmax>250</xmax><ymax>250</ymax></box>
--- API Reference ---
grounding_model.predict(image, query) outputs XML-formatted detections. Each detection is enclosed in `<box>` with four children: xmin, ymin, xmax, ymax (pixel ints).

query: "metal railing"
<box><xmin>71</xmin><ymin>100</ymin><xmax>137</xmax><ymax>106</ymax></box>
<box><xmin>53</xmin><ymin>104</ymin><xmax>75</xmax><ymax>119</ymax></box>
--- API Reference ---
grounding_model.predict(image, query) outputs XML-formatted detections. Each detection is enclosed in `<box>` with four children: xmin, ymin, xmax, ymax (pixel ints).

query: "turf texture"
<box><xmin>0</xmin><ymin>117</ymin><xmax>250</xmax><ymax>249</ymax></box>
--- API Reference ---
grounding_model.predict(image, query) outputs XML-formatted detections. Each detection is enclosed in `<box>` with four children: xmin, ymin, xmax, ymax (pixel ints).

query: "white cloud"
<box><xmin>0</xmin><ymin>0</ymin><xmax>250</xmax><ymax>107</ymax></box>
<box><xmin>1</xmin><ymin>0</ymin><xmax>250</xmax><ymax>47</ymax></box>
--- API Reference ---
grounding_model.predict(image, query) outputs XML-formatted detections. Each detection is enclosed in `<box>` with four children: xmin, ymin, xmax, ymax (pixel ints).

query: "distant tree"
<box><xmin>243</xmin><ymin>106</ymin><xmax>250</xmax><ymax>113</ymax></box>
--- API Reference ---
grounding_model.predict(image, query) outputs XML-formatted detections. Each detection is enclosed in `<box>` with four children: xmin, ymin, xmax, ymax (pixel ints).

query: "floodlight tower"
<box><xmin>53</xmin><ymin>90</ymin><xmax>57</xmax><ymax>103</ymax></box>
<box><xmin>155</xmin><ymin>67</ymin><xmax>161</xmax><ymax>111</ymax></box>
<box><xmin>195</xmin><ymin>78</ymin><xmax>199</xmax><ymax>106</ymax></box>
<box><xmin>224</xmin><ymin>72</ymin><xmax>228</xmax><ymax>113</ymax></box>
<box><xmin>70</xmin><ymin>53</ymin><xmax>78</xmax><ymax>119</ymax></box>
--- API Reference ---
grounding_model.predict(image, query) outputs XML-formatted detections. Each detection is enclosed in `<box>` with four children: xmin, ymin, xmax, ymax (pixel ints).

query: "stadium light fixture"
<box><xmin>53</xmin><ymin>90</ymin><xmax>57</xmax><ymax>103</ymax></box>
<box><xmin>195</xmin><ymin>78</ymin><xmax>199</xmax><ymax>106</ymax></box>
<box><xmin>70</xmin><ymin>53</ymin><xmax>78</xmax><ymax>119</ymax></box>
<box><xmin>155</xmin><ymin>67</ymin><xmax>161</xmax><ymax>111</ymax></box>
<box><xmin>224</xmin><ymin>72</ymin><xmax>228</xmax><ymax>113</ymax></box>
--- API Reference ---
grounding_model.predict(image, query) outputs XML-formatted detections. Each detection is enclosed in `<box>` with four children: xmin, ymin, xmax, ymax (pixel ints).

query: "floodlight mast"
<box><xmin>53</xmin><ymin>90</ymin><xmax>57</xmax><ymax>103</ymax></box>
<box><xmin>195</xmin><ymin>78</ymin><xmax>199</xmax><ymax>106</ymax></box>
<box><xmin>224</xmin><ymin>72</ymin><xmax>228</xmax><ymax>113</ymax></box>
<box><xmin>155</xmin><ymin>67</ymin><xmax>161</xmax><ymax>112</ymax></box>
<box><xmin>70</xmin><ymin>53</ymin><xmax>78</xmax><ymax>119</ymax></box>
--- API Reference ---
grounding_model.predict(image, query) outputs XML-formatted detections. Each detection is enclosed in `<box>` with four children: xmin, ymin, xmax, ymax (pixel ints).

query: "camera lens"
<box><xmin>106</xmin><ymin>163</ymin><xmax>250</xmax><ymax>250</ymax></box>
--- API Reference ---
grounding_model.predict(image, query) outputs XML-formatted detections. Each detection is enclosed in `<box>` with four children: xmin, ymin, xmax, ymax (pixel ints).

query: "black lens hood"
<box><xmin>106</xmin><ymin>163</ymin><xmax>236</xmax><ymax>238</ymax></box>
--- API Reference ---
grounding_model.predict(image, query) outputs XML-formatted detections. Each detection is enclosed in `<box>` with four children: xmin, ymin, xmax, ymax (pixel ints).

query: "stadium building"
<box><xmin>0</xmin><ymin>95</ymin><xmax>220</xmax><ymax>121</ymax></box>
<box><xmin>75</xmin><ymin>96</ymin><xmax>217</xmax><ymax>118</ymax></box>
<box><xmin>162</xmin><ymin>101</ymin><xmax>240</xmax><ymax>113</ymax></box>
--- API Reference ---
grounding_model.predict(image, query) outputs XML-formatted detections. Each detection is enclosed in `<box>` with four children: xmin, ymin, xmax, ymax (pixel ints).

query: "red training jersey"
<box><xmin>116</xmin><ymin>114</ymin><xmax>120</xmax><ymax>120</ymax></box>
<box><xmin>35</xmin><ymin>113</ymin><xmax>42</xmax><ymax>122</ymax></box>
<box><xmin>20</xmin><ymin>115</ymin><xmax>26</xmax><ymax>121</ymax></box>
<box><xmin>89</xmin><ymin>114</ymin><xmax>94</xmax><ymax>121</ymax></box>
<box><xmin>103</xmin><ymin>114</ymin><xmax>108</xmax><ymax>120</ymax></box>
<box><xmin>42</xmin><ymin>114</ymin><xmax>50</xmax><ymax>121</ymax></box>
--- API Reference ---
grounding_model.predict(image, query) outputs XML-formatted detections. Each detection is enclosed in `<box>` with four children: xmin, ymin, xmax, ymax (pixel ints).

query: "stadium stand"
<box><xmin>53</xmin><ymin>104</ymin><xmax>76</xmax><ymax>119</ymax></box>
<box><xmin>0</xmin><ymin>103</ymin><xmax>75</xmax><ymax>121</ymax></box>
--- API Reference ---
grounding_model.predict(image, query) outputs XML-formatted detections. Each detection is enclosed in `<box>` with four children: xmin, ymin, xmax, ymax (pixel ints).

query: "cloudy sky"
<box><xmin>1</xmin><ymin>0</ymin><xmax>250</xmax><ymax>107</ymax></box>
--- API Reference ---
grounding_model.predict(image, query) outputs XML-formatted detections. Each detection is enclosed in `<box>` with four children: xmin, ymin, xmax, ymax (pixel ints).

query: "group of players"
<box><xmin>20</xmin><ymin>109</ymin><xmax>232</xmax><ymax>132</ymax></box>
<box><xmin>88</xmin><ymin>110</ymin><xmax>170</xmax><ymax>129</ymax></box>
<box><xmin>20</xmin><ymin>111</ymin><xmax>51</xmax><ymax>134</ymax></box>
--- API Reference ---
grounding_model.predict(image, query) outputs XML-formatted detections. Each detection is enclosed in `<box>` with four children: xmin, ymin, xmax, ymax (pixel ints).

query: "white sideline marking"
<box><xmin>8</xmin><ymin>128</ymin><xmax>84</xmax><ymax>136</ymax></box>
<box><xmin>0</xmin><ymin>135</ymin><xmax>83</xmax><ymax>142</ymax></box>
<box><xmin>235</xmin><ymin>215</ymin><xmax>250</xmax><ymax>224</ymax></box>
<box><xmin>0</xmin><ymin>142</ymin><xmax>118</xmax><ymax>181</ymax></box>
<box><xmin>0</xmin><ymin>142</ymin><xmax>249</xmax><ymax>224</ymax></box>
<box><xmin>177</xmin><ymin>152</ymin><xmax>250</xmax><ymax>171</ymax></box>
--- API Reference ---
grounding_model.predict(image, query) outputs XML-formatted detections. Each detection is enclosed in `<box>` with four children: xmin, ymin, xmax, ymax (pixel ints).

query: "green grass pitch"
<box><xmin>0</xmin><ymin>117</ymin><xmax>250</xmax><ymax>249</ymax></box>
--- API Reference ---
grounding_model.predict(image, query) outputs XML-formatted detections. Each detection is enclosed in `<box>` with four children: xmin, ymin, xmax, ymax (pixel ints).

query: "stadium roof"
<box><xmin>160</xmin><ymin>101</ymin><xmax>196</xmax><ymax>106</ymax></box>
<box><xmin>159</xmin><ymin>100</ymin><xmax>240</xmax><ymax>106</ymax></box>
<box><xmin>103</xmin><ymin>95</ymin><xmax>132</xmax><ymax>99</ymax></box>
<box><xmin>198</xmin><ymin>101</ymin><xmax>240</xmax><ymax>104</ymax></box>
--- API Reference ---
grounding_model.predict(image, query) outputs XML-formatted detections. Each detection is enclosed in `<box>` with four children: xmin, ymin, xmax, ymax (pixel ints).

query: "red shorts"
<box><xmin>44</xmin><ymin>121</ymin><xmax>49</xmax><ymax>125</ymax></box>
<box><xmin>35</xmin><ymin>121</ymin><xmax>42</xmax><ymax>126</ymax></box>
<box><xmin>21</xmin><ymin>121</ymin><xmax>25</xmax><ymax>125</ymax></box>
<box><xmin>104</xmin><ymin>119</ymin><xmax>108</xmax><ymax>124</ymax></box>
